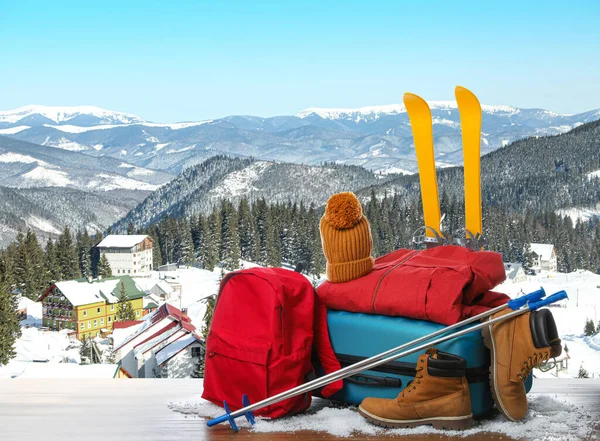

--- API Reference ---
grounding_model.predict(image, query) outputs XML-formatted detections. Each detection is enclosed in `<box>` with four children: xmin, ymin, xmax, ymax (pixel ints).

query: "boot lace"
<box><xmin>517</xmin><ymin>352</ymin><xmax>549</xmax><ymax>381</ymax></box>
<box><xmin>400</xmin><ymin>365</ymin><xmax>424</xmax><ymax>399</ymax></box>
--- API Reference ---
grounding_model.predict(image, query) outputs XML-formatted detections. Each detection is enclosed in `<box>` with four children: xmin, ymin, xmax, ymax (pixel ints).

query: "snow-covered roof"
<box><xmin>134</xmin><ymin>324</ymin><xmax>182</xmax><ymax>357</ymax></box>
<box><xmin>134</xmin><ymin>278</ymin><xmax>174</xmax><ymax>294</ymax></box>
<box><xmin>530</xmin><ymin>243</ymin><xmax>555</xmax><ymax>261</ymax></box>
<box><xmin>47</xmin><ymin>276</ymin><xmax>144</xmax><ymax>307</ymax></box>
<box><xmin>504</xmin><ymin>263</ymin><xmax>524</xmax><ymax>280</ymax></box>
<box><xmin>97</xmin><ymin>234</ymin><xmax>150</xmax><ymax>248</ymax></box>
<box><xmin>156</xmin><ymin>333</ymin><xmax>202</xmax><ymax>366</ymax></box>
<box><xmin>15</xmin><ymin>363</ymin><xmax>119</xmax><ymax>379</ymax></box>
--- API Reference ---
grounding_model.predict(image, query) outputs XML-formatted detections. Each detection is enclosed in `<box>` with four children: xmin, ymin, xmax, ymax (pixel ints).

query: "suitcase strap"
<box><xmin>337</xmin><ymin>353</ymin><xmax>489</xmax><ymax>386</ymax></box>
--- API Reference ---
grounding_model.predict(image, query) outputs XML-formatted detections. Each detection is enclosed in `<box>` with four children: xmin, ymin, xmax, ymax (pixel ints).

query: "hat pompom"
<box><xmin>325</xmin><ymin>192</ymin><xmax>363</xmax><ymax>229</ymax></box>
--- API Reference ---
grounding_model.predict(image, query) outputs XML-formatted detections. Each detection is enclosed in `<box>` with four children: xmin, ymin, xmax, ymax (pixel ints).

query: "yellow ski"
<box><xmin>455</xmin><ymin>86</ymin><xmax>482</xmax><ymax>240</ymax></box>
<box><xmin>404</xmin><ymin>93</ymin><xmax>441</xmax><ymax>240</ymax></box>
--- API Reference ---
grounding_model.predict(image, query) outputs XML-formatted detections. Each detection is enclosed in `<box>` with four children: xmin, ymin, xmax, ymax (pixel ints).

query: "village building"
<box><xmin>529</xmin><ymin>243</ymin><xmax>558</xmax><ymax>273</ymax></box>
<box><xmin>113</xmin><ymin>304</ymin><xmax>204</xmax><ymax>378</ymax></box>
<box><xmin>96</xmin><ymin>235</ymin><xmax>154</xmax><ymax>276</ymax></box>
<box><xmin>504</xmin><ymin>262</ymin><xmax>527</xmax><ymax>283</ymax></box>
<box><xmin>37</xmin><ymin>276</ymin><xmax>146</xmax><ymax>340</ymax></box>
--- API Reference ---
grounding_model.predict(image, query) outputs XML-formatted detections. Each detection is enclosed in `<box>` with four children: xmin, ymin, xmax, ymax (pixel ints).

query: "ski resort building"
<box><xmin>504</xmin><ymin>263</ymin><xmax>527</xmax><ymax>283</ymax></box>
<box><xmin>37</xmin><ymin>276</ymin><xmax>146</xmax><ymax>340</ymax></box>
<box><xmin>112</xmin><ymin>304</ymin><xmax>204</xmax><ymax>378</ymax></box>
<box><xmin>96</xmin><ymin>235</ymin><xmax>154</xmax><ymax>276</ymax></box>
<box><xmin>529</xmin><ymin>243</ymin><xmax>558</xmax><ymax>273</ymax></box>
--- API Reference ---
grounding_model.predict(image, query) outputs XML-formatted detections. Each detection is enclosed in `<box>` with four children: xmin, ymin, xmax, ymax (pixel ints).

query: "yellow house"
<box><xmin>38</xmin><ymin>276</ymin><xmax>145</xmax><ymax>340</ymax></box>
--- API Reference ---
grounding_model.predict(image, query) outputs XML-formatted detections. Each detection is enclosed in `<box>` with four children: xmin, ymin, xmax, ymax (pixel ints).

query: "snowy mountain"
<box><xmin>1</xmin><ymin>102</ymin><xmax>599</xmax><ymax>174</ymax></box>
<box><xmin>112</xmin><ymin>155</ymin><xmax>383</xmax><ymax>231</ymax></box>
<box><xmin>0</xmin><ymin>186</ymin><xmax>145</xmax><ymax>248</ymax></box>
<box><xmin>0</xmin><ymin>105</ymin><xmax>144</xmax><ymax>127</ymax></box>
<box><xmin>0</xmin><ymin>136</ymin><xmax>173</xmax><ymax>191</ymax></box>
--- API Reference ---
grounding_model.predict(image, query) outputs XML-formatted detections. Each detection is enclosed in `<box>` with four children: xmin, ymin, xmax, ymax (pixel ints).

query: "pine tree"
<box><xmin>115</xmin><ymin>281</ymin><xmax>136</xmax><ymax>322</ymax></box>
<box><xmin>76</xmin><ymin>230</ymin><xmax>93</xmax><ymax>279</ymax></box>
<box><xmin>97</xmin><ymin>254</ymin><xmax>112</xmax><ymax>278</ymax></box>
<box><xmin>79</xmin><ymin>337</ymin><xmax>91</xmax><ymax>364</ymax></box>
<box><xmin>578</xmin><ymin>364</ymin><xmax>590</xmax><ymax>379</ymax></box>
<box><xmin>563</xmin><ymin>344</ymin><xmax>569</xmax><ymax>355</ymax></box>
<box><xmin>584</xmin><ymin>318</ymin><xmax>596</xmax><ymax>336</ymax></box>
<box><xmin>0</xmin><ymin>280</ymin><xmax>21</xmax><ymax>365</ymax></box>
<box><xmin>201</xmin><ymin>293</ymin><xmax>217</xmax><ymax>340</ymax></box>
<box><xmin>56</xmin><ymin>227</ymin><xmax>80</xmax><ymax>280</ymax></box>
<box><xmin>127</xmin><ymin>221</ymin><xmax>136</xmax><ymax>235</ymax></box>
<box><xmin>43</xmin><ymin>240</ymin><xmax>60</xmax><ymax>283</ymax></box>
<box><xmin>238</xmin><ymin>198</ymin><xmax>257</xmax><ymax>262</ymax></box>
<box><xmin>191</xmin><ymin>358</ymin><xmax>204</xmax><ymax>379</ymax></box>
<box><xmin>220</xmin><ymin>200</ymin><xmax>240</xmax><ymax>270</ymax></box>
<box><xmin>148</xmin><ymin>225</ymin><xmax>163</xmax><ymax>269</ymax></box>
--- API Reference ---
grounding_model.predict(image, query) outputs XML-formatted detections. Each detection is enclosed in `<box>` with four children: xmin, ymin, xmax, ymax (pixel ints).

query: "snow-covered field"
<box><xmin>494</xmin><ymin>270</ymin><xmax>600</xmax><ymax>379</ymax></box>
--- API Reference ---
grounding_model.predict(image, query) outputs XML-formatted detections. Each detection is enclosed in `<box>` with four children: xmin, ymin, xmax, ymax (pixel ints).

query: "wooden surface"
<box><xmin>0</xmin><ymin>378</ymin><xmax>598</xmax><ymax>441</ymax></box>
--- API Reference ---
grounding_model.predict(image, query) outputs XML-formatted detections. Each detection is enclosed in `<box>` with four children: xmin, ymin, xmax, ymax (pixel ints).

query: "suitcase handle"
<box><xmin>346</xmin><ymin>373</ymin><xmax>402</xmax><ymax>388</ymax></box>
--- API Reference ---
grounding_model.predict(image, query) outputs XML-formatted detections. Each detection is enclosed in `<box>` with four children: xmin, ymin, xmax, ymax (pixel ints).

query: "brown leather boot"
<box><xmin>358</xmin><ymin>348</ymin><xmax>473</xmax><ymax>430</ymax></box>
<box><xmin>482</xmin><ymin>308</ymin><xmax>561</xmax><ymax>422</ymax></box>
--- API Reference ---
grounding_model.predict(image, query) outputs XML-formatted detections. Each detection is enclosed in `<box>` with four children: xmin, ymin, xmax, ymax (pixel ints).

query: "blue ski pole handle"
<box><xmin>528</xmin><ymin>291</ymin><xmax>568</xmax><ymax>311</ymax></box>
<box><xmin>507</xmin><ymin>287</ymin><xmax>546</xmax><ymax>310</ymax></box>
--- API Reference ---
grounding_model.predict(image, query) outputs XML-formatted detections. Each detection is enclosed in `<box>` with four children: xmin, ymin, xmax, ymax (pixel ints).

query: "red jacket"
<box><xmin>317</xmin><ymin>246</ymin><xmax>509</xmax><ymax>326</ymax></box>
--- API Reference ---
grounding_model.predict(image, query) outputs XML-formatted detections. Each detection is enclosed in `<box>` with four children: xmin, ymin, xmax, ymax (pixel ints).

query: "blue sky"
<box><xmin>1</xmin><ymin>1</ymin><xmax>599</xmax><ymax>122</ymax></box>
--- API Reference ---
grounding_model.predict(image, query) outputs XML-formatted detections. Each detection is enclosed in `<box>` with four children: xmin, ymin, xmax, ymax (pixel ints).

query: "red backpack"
<box><xmin>202</xmin><ymin>267</ymin><xmax>342</xmax><ymax>418</ymax></box>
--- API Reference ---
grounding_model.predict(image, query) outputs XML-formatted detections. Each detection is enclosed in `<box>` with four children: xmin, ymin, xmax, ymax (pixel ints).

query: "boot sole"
<box><xmin>481</xmin><ymin>318</ymin><xmax>518</xmax><ymax>422</ymax></box>
<box><xmin>358</xmin><ymin>406</ymin><xmax>473</xmax><ymax>430</ymax></box>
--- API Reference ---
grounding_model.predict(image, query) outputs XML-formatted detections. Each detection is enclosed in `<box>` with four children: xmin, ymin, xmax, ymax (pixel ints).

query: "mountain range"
<box><xmin>2</xmin><ymin>103</ymin><xmax>599</xmax><ymax>175</ymax></box>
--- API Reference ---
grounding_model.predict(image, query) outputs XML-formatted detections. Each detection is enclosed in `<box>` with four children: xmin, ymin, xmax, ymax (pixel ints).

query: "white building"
<box><xmin>97</xmin><ymin>235</ymin><xmax>154</xmax><ymax>276</ymax></box>
<box><xmin>112</xmin><ymin>304</ymin><xmax>203</xmax><ymax>378</ymax></box>
<box><xmin>529</xmin><ymin>243</ymin><xmax>558</xmax><ymax>273</ymax></box>
<box><xmin>504</xmin><ymin>262</ymin><xmax>527</xmax><ymax>283</ymax></box>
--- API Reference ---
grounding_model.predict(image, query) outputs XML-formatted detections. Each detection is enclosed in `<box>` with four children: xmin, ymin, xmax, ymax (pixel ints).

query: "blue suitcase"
<box><xmin>316</xmin><ymin>310</ymin><xmax>533</xmax><ymax>417</ymax></box>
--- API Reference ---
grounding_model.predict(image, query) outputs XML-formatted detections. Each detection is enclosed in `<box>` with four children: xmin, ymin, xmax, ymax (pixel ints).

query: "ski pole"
<box><xmin>207</xmin><ymin>288</ymin><xmax>550</xmax><ymax>429</ymax></box>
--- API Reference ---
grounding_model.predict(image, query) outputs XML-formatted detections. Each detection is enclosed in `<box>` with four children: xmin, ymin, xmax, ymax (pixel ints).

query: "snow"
<box><xmin>529</xmin><ymin>243</ymin><xmax>555</xmax><ymax>261</ymax></box>
<box><xmin>112</xmin><ymin>322</ymin><xmax>144</xmax><ymax>349</ymax></box>
<box><xmin>40</xmin><ymin>121</ymin><xmax>212</xmax><ymax>132</ymax></box>
<box><xmin>0</xmin><ymin>105</ymin><xmax>143</xmax><ymax>125</ymax></box>
<box><xmin>166</xmin><ymin>145</ymin><xmax>196</xmax><ymax>154</ymax></box>
<box><xmin>118</xmin><ymin>163</ymin><xmax>135</xmax><ymax>168</ymax></box>
<box><xmin>588</xmin><ymin>170</ymin><xmax>600</xmax><ymax>180</ymax></box>
<box><xmin>379</xmin><ymin>167</ymin><xmax>414</xmax><ymax>176</ymax></box>
<box><xmin>557</xmin><ymin>204</ymin><xmax>600</xmax><ymax>224</ymax></box>
<box><xmin>22</xmin><ymin>166</ymin><xmax>73</xmax><ymax>186</ymax></box>
<box><xmin>0</xmin><ymin>125</ymin><xmax>30</xmax><ymax>134</ymax></box>
<box><xmin>296</xmin><ymin>102</ymin><xmax>528</xmax><ymax>120</ymax></box>
<box><xmin>85</xmin><ymin>173</ymin><xmax>160</xmax><ymax>191</ymax></box>
<box><xmin>97</xmin><ymin>234</ymin><xmax>149</xmax><ymax>248</ymax></box>
<box><xmin>155</xmin><ymin>333</ymin><xmax>200</xmax><ymax>366</ymax></box>
<box><xmin>50</xmin><ymin>278</ymin><xmax>126</xmax><ymax>306</ymax></box>
<box><xmin>27</xmin><ymin>215</ymin><xmax>62</xmax><ymax>234</ymax></box>
<box><xmin>155</xmin><ymin>143</ymin><xmax>170</xmax><ymax>151</ymax></box>
<box><xmin>127</xmin><ymin>167</ymin><xmax>155</xmax><ymax>177</ymax></box>
<box><xmin>171</xmin><ymin>382</ymin><xmax>598</xmax><ymax>440</ymax></box>
<box><xmin>0</xmin><ymin>152</ymin><xmax>50</xmax><ymax>166</ymax></box>
<box><xmin>0</xmin><ymin>327</ymin><xmax>81</xmax><ymax>378</ymax></box>
<box><xmin>209</xmin><ymin>161</ymin><xmax>272</xmax><ymax>199</ymax></box>
<box><xmin>47</xmin><ymin>137</ymin><xmax>89</xmax><ymax>151</ymax></box>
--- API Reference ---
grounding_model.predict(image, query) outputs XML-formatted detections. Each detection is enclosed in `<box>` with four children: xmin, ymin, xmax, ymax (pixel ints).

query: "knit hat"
<box><xmin>320</xmin><ymin>192</ymin><xmax>374</xmax><ymax>283</ymax></box>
